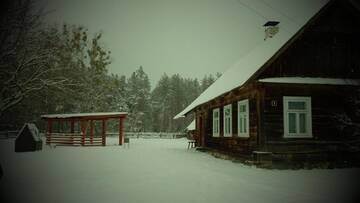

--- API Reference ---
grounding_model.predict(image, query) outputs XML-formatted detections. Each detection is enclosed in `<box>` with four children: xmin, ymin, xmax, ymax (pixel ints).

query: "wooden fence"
<box><xmin>46</xmin><ymin>133</ymin><xmax>105</xmax><ymax>146</ymax></box>
<box><xmin>0</xmin><ymin>131</ymin><xmax>19</xmax><ymax>139</ymax></box>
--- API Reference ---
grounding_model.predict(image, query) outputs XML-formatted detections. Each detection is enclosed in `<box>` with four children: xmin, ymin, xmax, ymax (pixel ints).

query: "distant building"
<box><xmin>15</xmin><ymin>123</ymin><xmax>43</xmax><ymax>152</ymax></box>
<box><xmin>175</xmin><ymin>0</ymin><xmax>360</xmax><ymax>163</ymax></box>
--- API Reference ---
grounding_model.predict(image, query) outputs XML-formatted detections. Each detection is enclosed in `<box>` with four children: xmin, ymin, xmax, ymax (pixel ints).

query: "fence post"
<box><xmin>90</xmin><ymin>120</ymin><xmax>94</xmax><ymax>144</ymax></box>
<box><xmin>119</xmin><ymin>117</ymin><xmax>124</xmax><ymax>145</ymax></box>
<box><xmin>102</xmin><ymin>119</ymin><xmax>106</xmax><ymax>146</ymax></box>
<box><xmin>46</xmin><ymin>120</ymin><xmax>53</xmax><ymax>145</ymax></box>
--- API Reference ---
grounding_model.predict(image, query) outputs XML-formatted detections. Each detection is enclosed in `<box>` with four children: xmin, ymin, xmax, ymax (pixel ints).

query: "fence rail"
<box><xmin>46</xmin><ymin>133</ymin><xmax>105</xmax><ymax>146</ymax></box>
<box><xmin>0</xmin><ymin>131</ymin><xmax>19</xmax><ymax>139</ymax></box>
<box><xmin>0</xmin><ymin>130</ymin><xmax>186</xmax><ymax>141</ymax></box>
<box><xmin>107</xmin><ymin>132</ymin><xmax>187</xmax><ymax>139</ymax></box>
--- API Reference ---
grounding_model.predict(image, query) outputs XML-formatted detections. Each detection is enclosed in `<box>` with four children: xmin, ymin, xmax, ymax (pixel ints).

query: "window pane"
<box><xmin>227</xmin><ymin>118</ymin><xmax>230</xmax><ymax>133</ymax></box>
<box><xmin>299</xmin><ymin>113</ymin><xmax>306</xmax><ymax>133</ymax></box>
<box><xmin>213</xmin><ymin>120</ymin><xmax>216</xmax><ymax>134</ymax></box>
<box><xmin>225</xmin><ymin>108</ymin><xmax>230</xmax><ymax>116</ymax></box>
<box><xmin>225</xmin><ymin>119</ymin><xmax>228</xmax><ymax>134</ymax></box>
<box><xmin>288</xmin><ymin>113</ymin><xmax>297</xmax><ymax>133</ymax></box>
<box><xmin>288</xmin><ymin>101</ymin><xmax>305</xmax><ymax>110</ymax></box>
<box><xmin>216</xmin><ymin>122</ymin><xmax>218</xmax><ymax>134</ymax></box>
<box><xmin>239</xmin><ymin>117</ymin><xmax>243</xmax><ymax>133</ymax></box>
<box><xmin>244</xmin><ymin>117</ymin><xmax>247</xmax><ymax>133</ymax></box>
<box><xmin>239</xmin><ymin>105</ymin><xmax>246</xmax><ymax>112</ymax></box>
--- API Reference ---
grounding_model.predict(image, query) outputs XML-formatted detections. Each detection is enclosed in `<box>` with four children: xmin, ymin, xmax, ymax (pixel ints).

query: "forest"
<box><xmin>0</xmin><ymin>0</ymin><xmax>220</xmax><ymax>132</ymax></box>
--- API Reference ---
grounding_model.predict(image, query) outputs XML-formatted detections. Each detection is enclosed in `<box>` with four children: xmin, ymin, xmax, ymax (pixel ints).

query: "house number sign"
<box><xmin>271</xmin><ymin>100</ymin><xmax>277</xmax><ymax>107</ymax></box>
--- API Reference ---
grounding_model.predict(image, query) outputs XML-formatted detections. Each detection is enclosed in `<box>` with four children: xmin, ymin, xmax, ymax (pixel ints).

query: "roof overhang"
<box><xmin>41</xmin><ymin>112</ymin><xmax>128</xmax><ymax>120</ymax></box>
<box><xmin>258</xmin><ymin>77</ymin><xmax>360</xmax><ymax>86</ymax></box>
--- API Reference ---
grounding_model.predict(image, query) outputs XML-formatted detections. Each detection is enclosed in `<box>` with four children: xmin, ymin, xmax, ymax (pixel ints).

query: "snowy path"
<box><xmin>0</xmin><ymin>138</ymin><xmax>359</xmax><ymax>203</ymax></box>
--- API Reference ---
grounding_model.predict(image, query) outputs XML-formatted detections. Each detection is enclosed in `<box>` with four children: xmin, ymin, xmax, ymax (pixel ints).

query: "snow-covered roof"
<box><xmin>258</xmin><ymin>77</ymin><xmax>360</xmax><ymax>86</ymax></box>
<box><xmin>186</xmin><ymin>120</ymin><xmax>196</xmax><ymax>131</ymax></box>
<box><xmin>41</xmin><ymin>112</ymin><xmax>128</xmax><ymax>119</ymax></box>
<box><xmin>174</xmin><ymin>0</ymin><xmax>329</xmax><ymax>119</ymax></box>
<box><xmin>17</xmin><ymin>123</ymin><xmax>41</xmax><ymax>142</ymax></box>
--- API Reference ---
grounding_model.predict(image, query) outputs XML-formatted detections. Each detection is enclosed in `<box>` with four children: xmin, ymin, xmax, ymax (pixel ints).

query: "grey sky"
<box><xmin>38</xmin><ymin>0</ymin><xmax>269</xmax><ymax>87</ymax></box>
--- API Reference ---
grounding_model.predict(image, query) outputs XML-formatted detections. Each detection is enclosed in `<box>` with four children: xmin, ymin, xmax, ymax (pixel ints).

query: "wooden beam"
<box><xmin>46</xmin><ymin>119</ymin><xmax>53</xmax><ymax>145</ymax></box>
<box><xmin>119</xmin><ymin>118</ymin><xmax>124</xmax><ymax>145</ymax></box>
<box><xmin>70</xmin><ymin>120</ymin><xmax>75</xmax><ymax>133</ymax></box>
<box><xmin>90</xmin><ymin>120</ymin><xmax>94</xmax><ymax>144</ymax></box>
<box><xmin>102</xmin><ymin>119</ymin><xmax>106</xmax><ymax>146</ymax></box>
<box><xmin>80</xmin><ymin>120</ymin><xmax>88</xmax><ymax>146</ymax></box>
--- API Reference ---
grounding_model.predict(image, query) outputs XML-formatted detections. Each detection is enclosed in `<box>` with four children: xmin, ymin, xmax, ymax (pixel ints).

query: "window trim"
<box><xmin>238</xmin><ymin>99</ymin><xmax>249</xmax><ymax>137</ymax></box>
<box><xmin>223</xmin><ymin>104</ymin><xmax>232</xmax><ymax>137</ymax></box>
<box><xmin>283</xmin><ymin>96</ymin><xmax>312</xmax><ymax>138</ymax></box>
<box><xmin>212</xmin><ymin>108</ymin><xmax>220</xmax><ymax>137</ymax></box>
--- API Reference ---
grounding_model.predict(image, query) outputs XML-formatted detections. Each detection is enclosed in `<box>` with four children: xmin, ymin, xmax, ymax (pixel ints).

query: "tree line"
<box><xmin>0</xmin><ymin>0</ymin><xmax>220</xmax><ymax>132</ymax></box>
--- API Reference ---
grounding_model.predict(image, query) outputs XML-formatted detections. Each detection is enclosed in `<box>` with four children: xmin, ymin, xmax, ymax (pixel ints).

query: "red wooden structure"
<box><xmin>41</xmin><ymin>112</ymin><xmax>127</xmax><ymax>146</ymax></box>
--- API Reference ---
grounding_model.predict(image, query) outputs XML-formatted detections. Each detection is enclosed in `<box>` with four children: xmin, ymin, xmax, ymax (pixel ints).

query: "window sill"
<box><xmin>283</xmin><ymin>134</ymin><xmax>312</xmax><ymax>138</ymax></box>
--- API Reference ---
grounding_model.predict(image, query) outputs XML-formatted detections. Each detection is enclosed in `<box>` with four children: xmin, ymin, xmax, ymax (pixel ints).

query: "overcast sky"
<box><xmin>37</xmin><ymin>0</ymin><xmax>307</xmax><ymax>87</ymax></box>
<box><xmin>36</xmin><ymin>0</ymin><xmax>266</xmax><ymax>86</ymax></box>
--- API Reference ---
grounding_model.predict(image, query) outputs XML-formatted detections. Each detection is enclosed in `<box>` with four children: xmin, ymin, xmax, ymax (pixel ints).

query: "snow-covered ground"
<box><xmin>0</xmin><ymin>137</ymin><xmax>359</xmax><ymax>203</ymax></box>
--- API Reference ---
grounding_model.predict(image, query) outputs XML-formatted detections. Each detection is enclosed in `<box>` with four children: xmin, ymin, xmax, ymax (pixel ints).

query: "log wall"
<box><xmin>262</xmin><ymin>83</ymin><xmax>359</xmax><ymax>153</ymax></box>
<box><xmin>195</xmin><ymin>83</ymin><xmax>264</xmax><ymax>153</ymax></box>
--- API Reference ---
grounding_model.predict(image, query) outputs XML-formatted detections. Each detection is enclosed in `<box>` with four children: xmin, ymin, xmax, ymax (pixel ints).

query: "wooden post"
<box><xmin>81</xmin><ymin>120</ymin><xmax>87</xmax><ymax>146</ymax></box>
<box><xmin>119</xmin><ymin>117</ymin><xmax>124</xmax><ymax>145</ymax></box>
<box><xmin>102</xmin><ymin>119</ymin><xmax>106</xmax><ymax>146</ymax></box>
<box><xmin>46</xmin><ymin>119</ymin><xmax>53</xmax><ymax>145</ymax></box>
<box><xmin>70</xmin><ymin>120</ymin><xmax>75</xmax><ymax>143</ymax></box>
<box><xmin>90</xmin><ymin>120</ymin><xmax>94</xmax><ymax>144</ymax></box>
<box><xmin>70</xmin><ymin>120</ymin><xmax>75</xmax><ymax>133</ymax></box>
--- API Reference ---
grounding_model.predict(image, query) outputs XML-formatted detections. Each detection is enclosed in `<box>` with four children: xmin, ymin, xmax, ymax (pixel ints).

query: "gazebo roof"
<box><xmin>41</xmin><ymin>112</ymin><xmax>128</xmax><ymax>120</ymax></box>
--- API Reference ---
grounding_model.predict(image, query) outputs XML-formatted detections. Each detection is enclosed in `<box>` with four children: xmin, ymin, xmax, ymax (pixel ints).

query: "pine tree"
<box><xmin>151</xmin><ymin>73</ymin><xmax>171</xmax><ymax>132</ymax></box>
<box><xmin>126</xmin><ymin>66</ymin><xmax>151</xmax><ymax>132</ymax></box>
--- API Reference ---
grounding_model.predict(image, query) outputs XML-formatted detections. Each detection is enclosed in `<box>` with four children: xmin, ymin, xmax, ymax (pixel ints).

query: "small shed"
<box><xmin>15</xmin><ymin>123</ymin><xmax>43</xmax><ymax>152</ymax></box>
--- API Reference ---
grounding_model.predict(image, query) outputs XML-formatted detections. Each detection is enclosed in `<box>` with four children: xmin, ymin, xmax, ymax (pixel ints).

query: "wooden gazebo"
<box><xmin>41</xmin><ymin>112</ymin><xmax>127</xmax><ymax>146</ymax></box>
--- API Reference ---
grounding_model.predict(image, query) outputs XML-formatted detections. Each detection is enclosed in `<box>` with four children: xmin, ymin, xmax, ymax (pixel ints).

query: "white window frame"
<box><xmin>212</xmin><ymin>108</ymin><xmax>220</xmax><ymax>137</ymax></box>
<box><xmin>283</xmin><ymin>96</ymin><xmax>312</xmax><ymax>138</ymax></box>
<box><xmin>223</xmin><ymin>104</ymin><xmax>232</xmax><ymax>137</ymax></box>
<box><xmin>238</xmin><ymin>99</ymin><xmax>249</xmax><ymax>137</ymax></box>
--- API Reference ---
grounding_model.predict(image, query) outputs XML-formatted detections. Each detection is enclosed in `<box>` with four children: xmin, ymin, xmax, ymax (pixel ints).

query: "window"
<box><xmin>238</xmin><ymin>99</ymin><xmax>249</xmax><ymax>137</ymax></box>
<box><xmin>212</xmin><ymin>108</ymin><xmax>220</xmax><ymax>137</ymax></box>
<box><xmin>283</xmin><ymin>96</ymin><xmax>312</xmax><ymax>138</ymax></box>
<box><xmin>223</xmin><ymin>104</ymin><xmax>232</xmax><ymax>137</ymax></box>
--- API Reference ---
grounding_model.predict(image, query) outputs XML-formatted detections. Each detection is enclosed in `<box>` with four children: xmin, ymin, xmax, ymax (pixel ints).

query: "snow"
<box><xmin>1</xmin><ymin>137</ymin><xmax>359</xmax><ymax>203</ymax></box>
<box><xmin>186</xmin><ymin>120</ymin><xmax>196</xmax><ymax>131</ymax></box>
<box><xmin>174</xmin><ymin>0</ymin><xmax>329</xmax><ymax>119</ymax></box>
<box><xmin>258</xmin><ymin>77</ymin><xmax>360</xmax><ymax>86</ymax></box>
<box><xmin>41</xmin><ymin>112</ymin><xmax>128</xmax><ymax>119</ymax></box>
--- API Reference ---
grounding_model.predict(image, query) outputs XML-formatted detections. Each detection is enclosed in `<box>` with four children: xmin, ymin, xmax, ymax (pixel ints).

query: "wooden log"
<box><xmin>90</xmin><ymin>120</ymin><xmax>94</xmax><ymax>144</ymax></box>
<box><xmin>46</xmin><ymin>120</ymin><xmax>53</xmax><ymax>145</ymax></box>
<box><xmin>102</xmin><ymin>119</ymin><xmax>106</xmax><ymax>146</ymax></box>
<box><xmin>119</xmin><ymin>118</ymin><xmax>124</xmax><ymax>145</ymax></box>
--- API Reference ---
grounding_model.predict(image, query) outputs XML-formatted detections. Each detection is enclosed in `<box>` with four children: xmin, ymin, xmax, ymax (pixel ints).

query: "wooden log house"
<box><xmin>41</xmin><ymin>112</ymin><xmax>127</xmax><ymax>146</ymax></box>
<box><xmin>175</xmin><ymin>0</ymin><xmax>360</xmax><ymax>162</ymax></box>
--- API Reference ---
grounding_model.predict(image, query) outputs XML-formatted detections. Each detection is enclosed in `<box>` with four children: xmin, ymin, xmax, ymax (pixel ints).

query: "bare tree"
<box><xmin>0</xmin><ymin>0</ymin><xmax>69</xmax><ymax>116</ymax></box>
